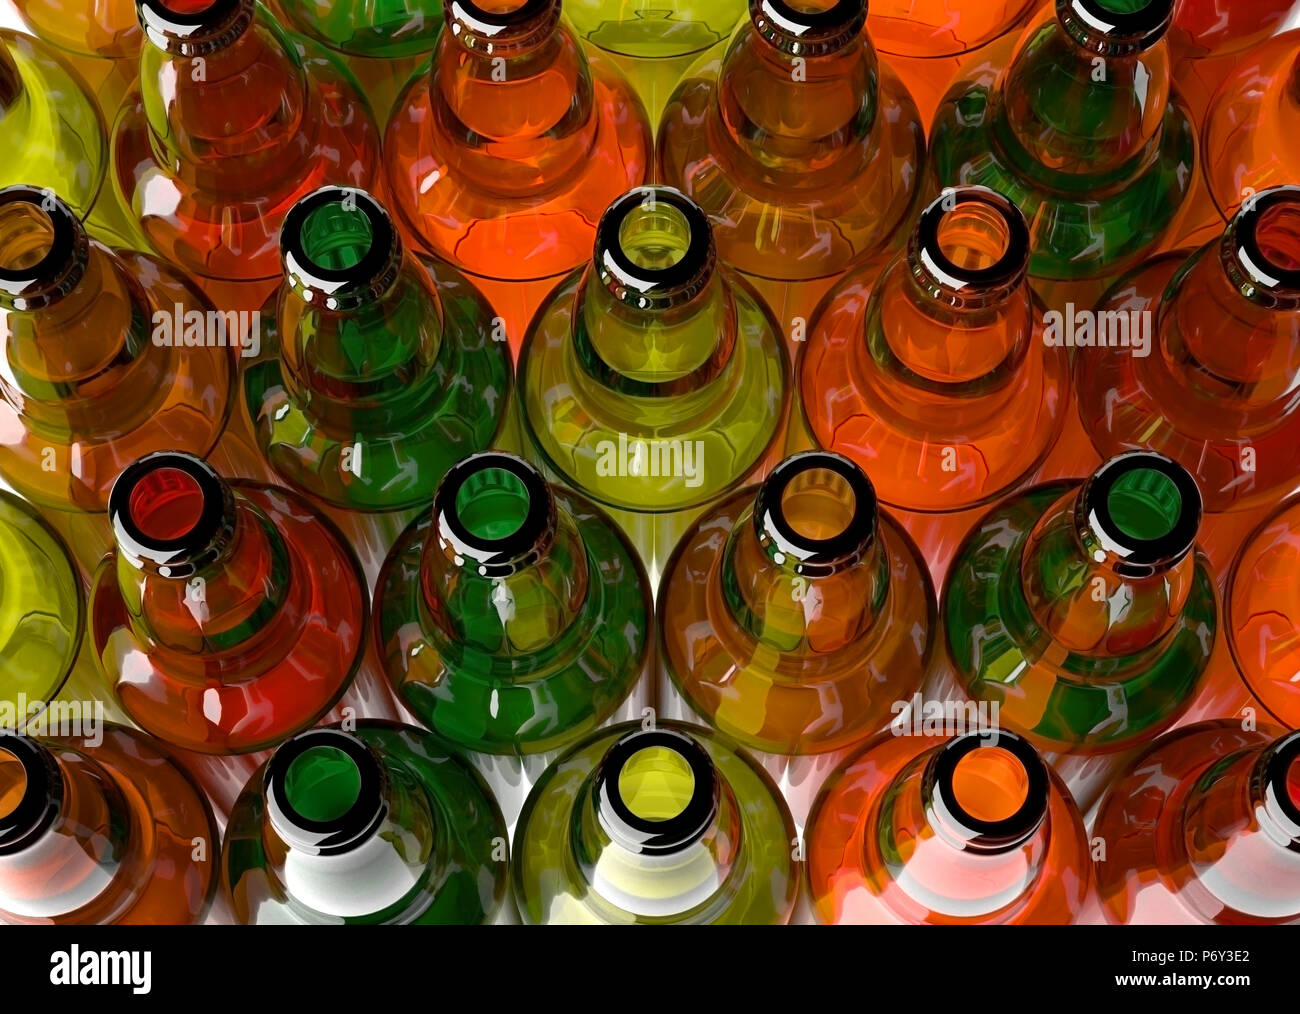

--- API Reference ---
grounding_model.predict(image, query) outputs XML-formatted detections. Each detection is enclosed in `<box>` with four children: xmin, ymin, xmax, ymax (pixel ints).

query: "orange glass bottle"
<box><xmin>656</xmin><ymin>0</ymin><xmax>925</xmax><ymax>343</ymax></box>
<box><xmin>1076</xmin><ymin>185</ymin><xmax>1300</xmax><ymax>518</ymax></box>
<box><xmin>0</xmin><ymin>726</ymin><xmax>218</xmax><ymax>924</ymax></box>
<box><xmin>805</xmin><ymin>729</ymin><xmax>1093</xmax><ymax>924</ymax></box>
<box><xmin>384</xmin><ymin>0</ymin><xmax>652</xmax><ymax>357</ymax></box>
<box><xmin>1094</xmin><ymin>721</ymin><xmax>1300</xmax><ymax>924</ymax></box>
<box><xmin>112</xmin><ymin>0</ymin><xmax>381</xmax><ymax>283</ymax></box>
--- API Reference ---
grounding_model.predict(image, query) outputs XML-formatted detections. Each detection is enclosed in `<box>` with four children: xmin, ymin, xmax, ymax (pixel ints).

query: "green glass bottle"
<box><xmin>222</xmin><ymin>723</ymin><xmax>508</xmax><ymax>924</ymax></box>
<box><xmin>269</xmin><ymin>0</ymin><xmax>442</xmax><ymax>58</ymax></box>
<box><xmin>518</xmin><ymin>185</ymin><xmax>788</xmax><ymax>577</ymax></box>
<box><xmin>928</xmin><ymin>0</ymin><xmax>1195</xmax><ymax>306</ymax></box>
<box><xmin>943</xmin><ymin>452</ymin><xmax>1220</xmax><ymax>754</ymax></box>
<box><xmin>374</xmin><ymin>453</ymin><xmax>652</xmax><ymax>795</ymax></box>
<box><xmin>513</xmin><ymin>720</ymin><xmax>798</xmax><ymax>924</ymax></box>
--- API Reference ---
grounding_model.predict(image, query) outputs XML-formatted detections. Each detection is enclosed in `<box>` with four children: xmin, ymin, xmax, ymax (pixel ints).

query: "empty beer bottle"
<box><xmin>374</xmin><ymin>452</ymin><xmax>651</xmax><ymax>756</ymax></box>
<box><xmin>513</xmin><ymin>720</ymin><xmax>798</xmax><ymax>924</ymax></box>
<box><xmin>944</xmin><ymin>452</ymin><xmax>1219</xmax><ymax>753</ymax></box>
<box><xmin>801</xmin><ymin>186</ymin><xmax>1070</xmax><ymax>514</ymax></box>
<box><xmin>1227</xmin><ymin>497</ymin><xmax>1300</xmax><ymax>730</ymax></box>
<box><xmin>268</xmin><ymin>0</ymin><xmax>442</xmax><ymax>57</ymax></box>
<box><xmin>1076</xmin><ymin>186</ymin><xmax>1300</xmax><ymax>515</ymax></box>
<box><xmin>222</xmin><ymin>723</ymin><xmax>508</xmax><ymax>924</ymax></box>
<box><xmin>928</xmin><ymin>0</ymin><xmax>1195</xmax><ymax>302</ymax></box>
<box><xmin>385</xmin><ymin>0</ymin><xmax>652</xmax><ymax>355</ymax></box>
<box><xmin>0</xmin><ymin>725</ymin><xmax>218</xmax><ymax>924</ymax></box>
<box><xmin>90</xmin><ymin>452</ymin><xmax>368</xmax><ymax>754</ymax></box>
<box><xmin>657</xmin><ymin>0</ymin><xmax>925</xmax><ymax>339</ymax></box>
<box><xmin>244</xmin><ymin>186</ymin><xmax>514</xmax><ymax>515</ymax></box>
<box><xmin>659</xmin><ymin>452</ymin><xmax>935</xmax><ymax>756</ymax></box>
<box><xmin>518</xmin><ymin>186</ymin><xmax>788</xmax><ymax>575</ymax></box>
<box><xmin>805</xmin><ymin>729</ymin><xmax>1093</xmax><ymax>924</ymax></box>
<box><xmin>13</xmin><ymin>0</ymin><xmax>141</xmax><ymax>59</ymax></box>
<box><xmin>1094</xmin><ymin>721</ymin><xmax>1300</xmax><ymax>924</ymax></box>
<box><xmin>112</xmin><ymin>0</ymin><xmax>381</xmax><ymax>282</ymax></box>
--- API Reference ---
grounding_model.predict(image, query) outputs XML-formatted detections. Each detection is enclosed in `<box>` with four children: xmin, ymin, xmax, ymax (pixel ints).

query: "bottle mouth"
<box><xmin>750</xmin><ymin>0</ymin><xmax>867</xmax><ymax>57</ymax></box>
<box><xmin>265</xmin><ymin>729</ymin><xmax>387</xmax><ymax>856</ymax></box>
<box><xmin>108</xmin><ymin>453</ymin><xmax>234</xmax><ymax>578</ymax></box>
<box><xmin>1078</xmin><ymin>452</ymin><xmax>1202</xmax><ymax>576</ymax></box>
<box><xmin>280</xmin><ymin>188</ymin><xmax>401</xmax><ymax>311</ymax></box>
<box><xmin>1224</xmin><ymin>185</ymin><xmax>1300</xmax><ymax>307</ymax></box>
<box><xmin>1259</xmin><ymin>731</ymin><xmax>1300</xmax><ymax>839</ymax></box>
<box><xmin>912</xmin><ymin>187</ymin><xmax>1030</xmax><ymax>305</ymax></box>
<box><xmin>0</xmin><ymin>186</ymin><xmax>87</xmax><ymax>312</ymax></box>
<box><xmin>926</xmin><ymin>730</ymin><xmax>1049</xmax><ymax>852</ymax></box>
<box><xmin>753</xmin><ymin>453</ymin><xmax>878</xmax><ymax>576</ymax></box>
<box><xmin>434</xmin><ymin>454</ymin><xmax>556</xmax><ymax>578</ymax></box>
<box><xmin>445</xmin><ymin>0</ymin><xmax>560</xmax><ymax>52</ymax></box>
<box><xmin>1056</xmin><ymin>0</ymin><xmax>1174</xmax><ymax>56</ymax></box>
<box><xmin>594</xmin><ymin>728</ymin><xmax>719</xmax><ymax>856</ymax></box>
<box><xmin>595</xmin><ymin>187</ymin><xmax>715</xmax><ymax>311</ymax></box>
<box><xmin>0</xmin><ymin>735</ymin><xmax>61</xmax><ymax>856</ymax></box>
<box><xmin>137</xmin><ymin>0</ymin><xmax>253</xmax><ymax>55</ymax></box>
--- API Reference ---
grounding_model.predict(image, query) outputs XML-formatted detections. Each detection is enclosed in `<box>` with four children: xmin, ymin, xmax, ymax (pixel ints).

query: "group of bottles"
<box><xmin>0</xmin><ymin>0</ymin><xmax>1296</xmax><ymax>925</ymax></box>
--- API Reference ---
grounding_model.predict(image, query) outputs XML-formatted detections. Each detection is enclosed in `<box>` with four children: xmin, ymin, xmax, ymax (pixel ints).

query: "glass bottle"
<box><xmin>518</xmin><ymin>185</ymin><xmax>788</xmax><ymax>577</ymax></box>
<box><xmin>928</xmin><ymin>0</ymin><xmax>1195</xmax><ymax>309</ymax></box>
<box><xmin>657</xmin><ymin>0</ymin><xmax>925</xmax><ymax>342</ymax></box>
<box><xmin>1076</xmin><ymin>185</ymin><xmax>1300</xmax><ymax>516</ymax></box>
<box><xmin>0</xmin><ymin>725</ymin><xmax>218</xmax><ymax>924</ymax></box>
<box><xmin>222</xmin><ymin>723</ymin><xmax>508</xmax><ymax>924</ymax></box>
<box><xmin>944</xmin><ymin>451</ymin><xmax>1220</xmax><ymax>754</ymax></box>
<box><xmin>512</xmin><ymin>720</ymin><xmax>798</xmax><ymax>924</ymax></box>
<box><xmin>13</xmin><ymin>0</ymin><xmax>142</xmax><ymax>60</ymax></box>
<box><xmin>268</xmin><ymin>0</ymin><xmax>442</xmax><ymax>58</ymax></box>
<box><xmin>1093</xmin><ymin>721</ymin><xmax>1300</xmax><ymax>924</ymax></box>
<box><xmin>384</xmin><ymin>0</ymin><xmax>652</xmax><ymax>356</ymax></box>
<box><xmin>805</xmin><ymin>729</ymin><xmax>1093</xmax><ymax>923</ymax></box>
<box><xmin>112</xmin><ymin>0</ymin><xmax>382</xmax><ymax>282</ymax></box>
<box><xmin>89</xmin><ymin>452</ymin><xmax>368</xmax><ymax>755</ymax></box>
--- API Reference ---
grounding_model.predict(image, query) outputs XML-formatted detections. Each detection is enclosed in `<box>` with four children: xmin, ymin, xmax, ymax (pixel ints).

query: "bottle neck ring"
<box><xmin>923</xmin><ymin>731</ymin><xmax>1050</xmax><ymax>853</ymax></box>
<box><xmin>0</xmin><ymin>187</ymin><xmax>89</xmax><ymax>312</ymax></box>
<box><xmin>137</xmin><ymin>0</ymin><xmax>254</xmax><ymax>56</ymax></box>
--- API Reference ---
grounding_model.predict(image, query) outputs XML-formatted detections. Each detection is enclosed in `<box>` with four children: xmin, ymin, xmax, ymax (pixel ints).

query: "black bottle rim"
<box><xmin>265</xmin><ymin>728</ymin><xmax>388</xmax><ymax>856</ymax></box>
<box><xmin>595</xmin><ymin>727</ymin><xmax>719</xmax><ymax>856</ymax></box>
<box><xmin>0</xmin><ymin>185</ymin><xmax>84</xmax><ymax>309</ymax></box>
<box><xmin>108</xmin><ymin>452</ymin><xmax>234</xmax><ymax>578</ymax></box>
<box><xmin>751</xmin><ymin>0</ymin><xmax>867</xmax><ymax>52</ymax></box>
<box><xmin>448</xmin><ymin>0</ymin><xmax>553</xmax><ymax>30</ymax></box>
<box><xmin>1228</xmin><ymin>185</ymin><xmax>1300</xmax><ymax>295</ymax></box>
<box><xmin>914</xmin><ymin>186</ymin><xmax>1031</xmax><ymax>295</ymax></box>
<box><xmin>280</xmin><ymin>187</ymin><xmax>400</xmax><ymax>308</ymax></box>
<box><xmin>0</xmin><ymin>734</ymin><xmax>62</xmax><ymax>856</ymax></box>
<box><xmin>754</xmin><ymin>452</ymin><xmax>878</xmax><ymax>574</ymax></box>
<box><xmin>595</xmin><ymin>187</ymin><xmax>715</xmax><ymax>306</ymax></box>
<box><xmin>434</xmin><ymin>453</ymin><xmax>555</xmax><ymax>578</ymax></box>
<box><xmin>137</xmin><ymin>0</ymin><xmax>251</xmax><ymax>53</ymax></box>
<box><xmin>1079</xmin><ymin>452</ymin><xmax>1202</xmax><ymax>576</ymax></box>
<box><xmin>1057</xmin><ymin>0</ymin><xmax>1174</xmax><ymax>51</ymax></box>
<box><xmin>928</xmin><ymin>730</ymin><xmax>1049</xmax><ymax>851</ymax></box>
<box><xmin>1263</xmin><ymin>732</ymin><xmax>1300</xmax><ymax>831</ymax></box>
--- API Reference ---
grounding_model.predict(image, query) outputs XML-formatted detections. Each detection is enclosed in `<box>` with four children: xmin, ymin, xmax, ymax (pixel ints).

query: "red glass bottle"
<box><xmin>1076</xmin><ymin>185</ymin><xmax>1300</xmax><ymax>517</ymax></box>
<box><xmin>806</xmin><ymin>729</ymin><xmax>1093</xmax><ymax>924</ymax></box>
<box><xmin>0</xmin><ymin>725</ymin><xmax>218</xmax><ymax>924</ymax></box>
<box><xmin>384</xmin><ymin>0</ymin><xmax>652</xmax><ymax>357</ymax></box>
<box><xmin>656</xmin><ymin>0</ymin><xmax>925</xmax><ymax>344</ymax></box>
<box><xmin>89</xmin><ymin>452</ymin><xmax>368</xmax><ymax>755</ymax></box>
<box><xmin>112</xmin><ymin>0</ymin><xmax>381</xmax><ymax>282</ymax></box>
<box><xmin>1094</xmin><ymin>721</ymin><xmax>1300</xmax><ymax>924</ymax></box>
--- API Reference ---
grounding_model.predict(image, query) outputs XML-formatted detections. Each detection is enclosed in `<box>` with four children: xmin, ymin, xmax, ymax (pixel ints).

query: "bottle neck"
<box><xmin>264</xmin><ymin>730</ymin><xmax>440</xmax><ymax>918</ymax></box>
<box><xmin>0</xmin><ymin>737</ymin><xmax>130</xmax><ymax>920</ymax></box>
<box><xmin>278</xmin><ymin>188</ymin><xmax>446</xmax><ymax>434</ymax></box>
<box><xmin>994</xmin><ymin>0</ymin><xmax>1174</xmax><ymax>179</ymax></box>
<box><xmin>875</xmin><ymin>733</ymin><xmax>1052</xmax><ymax>919</ymax></box>
<box><xmin>433</xmin><ymin>0</ymin><xmax>596</xmax><ymax>195</ymax></box>
<box><xmin>138</xmin><ymin>0</ymin><xmax>313</xmax><ymax>196</ymax></box>
<box><xmin>575</xmin><ymin>188</ymin><xmax>733</xmax><ymax>397</ymax></box>
<box><xmin>577</xmin><ymin>728</ymin><xmax>741</xmax><ymax>918</ymax></box>
<box><xmin>109</xmin><ymin>454</ymin><xmax>294</xmax><ymax>658</ymax></box>
<box><xmin>1180</xmin><ymin>733</ymin><xmax>1300</xmax><ymax>921</ymax></box>
<box><xmin>1018</xmin><ymin>454</ymin><xmax>1202</xmax><ymax>655</ymax></box>
<box><xmin>420</xmin><ymin>454</ymin><xmax>589</xmax><ymax>656</ymax></box>
<box><xmin>721</xmin><ymin>453</ymin><xmax>889</xmax><ymax>653</ymax></box>
<box><xmin>717</xmin><ymin>0</ymin><xmax>877</xmax><ymax>175</ymax></box>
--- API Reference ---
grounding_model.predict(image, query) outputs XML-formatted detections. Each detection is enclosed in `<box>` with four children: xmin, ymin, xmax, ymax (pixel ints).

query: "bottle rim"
<box><xmin>1078</xmin><ymin>452</ymin><xmax>1202</xmax><ymax>576</ymax></box>
<box><xmin>1261</xmin><ymin>732</ymin><xmax>1300</xmax><ymax>833</ymax></box>
<box><xmin>750</xmin><ymin>0</ymin><xmax>867</xmax><ymax>56</ymax></box>
<box><xmin>1056</xmin><ymin>0</ymin><xmax>1174</xmax><ymax>54</ymax></box>
<box><xmin>1225</xmin><ymin>185</ymin><xmax>1300</xmax><ymax>300</ymax></box>
<box><xmin>595</xmin><ymin>187</ymin><xmax>715</xmax><ymax>309</ymax></box>
<box><xmin>280</xmin><ymin>187</ymin><xmax>401</xmax><ymax>311</ymax></box>
<box><xmin>926</xmin><ymin>730</ymin><xmax>1050</xmax><ymax>851</ymax></box>
<box><xmin>445</xmin><ymin>0</ymin><xmax>560</xmax><ymax>51</ymax></box>
<box><xmin>137</xmin><ymin>0</ymin><xmax>252</xmax><ymax>55</ymax></box>
<box><xmin>753</xmin><ymin>452</ymin><xmax>878</xmax><ymax>575</ymax></box>
<box><xmin>0</xmin><ymin>186</ymin><xmax>87</xmax><ymax>312</ymax></box>
<box><xmin>0</xmin><ymin>734</ymin><xmax>62</xmax><ymax>857</ymax></box>
<box><xmin>433</xmin><ymin>453</ymin><xmax>556</xmax><ymax>578</ymax></box>
<box><xmin>913</xmin><ymin>187</ymin><xmax>1030</xmax><ymax>302</ymax></box>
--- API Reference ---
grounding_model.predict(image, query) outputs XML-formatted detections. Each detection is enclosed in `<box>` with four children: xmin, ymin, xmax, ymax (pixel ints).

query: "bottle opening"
<box><xmin>928</xmin><ymin>731</ymin><xmax>1049</xmax><ymax>851</ymax></box>
<box><xmin>1058</xmin><ymin>0</ymin><xmax>1174</xmax><ymax>53</ymax></box>
<box><xmin>0</xmin><ymin>736</ymin><xmax>58</xmax><ymax>856</ymax></box>
<box><xmin>618</xmin><ymin>203</ymin><xmax>692</xmax><ymax>273</ymax></box>
<box><xmin>0</xmin><ymin>748</ymin><xmax>27</xmax><ymax>822</ymax></box>
<box><xmin>138</xmin><ymin>0</ymin><xmax>250</xmax><ymax>53</ymax></box>
<box><xmin>281</xmin><ymin>188</ymin><xmax>399</xmax><ymax>306</ymax></box>
<box><xmin>284</xmin><ymin>745</ymin><xmax>363</xmax><ymax>824</ymax></box>
<box><xmin>447</xmin><ymin>0</ymin><xmax>558</xmax><ymax>47</ymax></box>
<box><xmin>915</xmin><ymin>188</ymin><xmax>1029</xmax><ymax>296</ymax></box>
<box><xmin>596</xmin><ymin>728</ymin><xmax>718</xmax><ymax>855</ymax></box>
<box><xmin>128</xmin><ymin>467</ymin><xmax>207</xmax><ymax>543</ymax></box>
<box><xmin>755</xmin><ymin>453</ymin><xmax>878</xmax><ymax>572</ymax></box>
<box><xmin>300</xmin><ymin>202</ymin><xmax>375</xmax><ymax>274</ymax></box>
<box><xmin>0</xmin><ymin>202</ymin><xmax>56</xmax><ymax>273</ymax></box>
<box><xmin>596</xmin><ymin>188</ymin><xmax>714</xmax><ymax>307</ymax></box>
<box><xmin>752</xmin><ymin>0</ymin><xmax>867</xmax><ymax>54</ymax></box>
<box><xmin>1081</xmin><ymin>453</ymin><xmax>1202</xmax><ymax>573</ymax></box>
<box><xmin>108</xmin><ymin>453</ymin><xmax>231</xmax><ymax>574</ymax></box>
<box><xmin>951</xmin><ymin>747</ymin><xmax>1030</xmax><ymax>824</ymax></box>
<box><xmin>435</xmin><ymin>454</ymin><xmax>554</xmax><ymax>577</ymax></box>
<box><xmin>1263</xmin><ymin>732</ymin><xmax>1300</xmax><ymax>830</ymax></box>
<box><xmin>1231</xmin><ymin>188</ymin><xmax>1300</xmax><ymax>297</ymax></box>
<box><xmin>0</xmin><ymin>186</ymin><xmax>83</xmax><ymax>307</ymax></box>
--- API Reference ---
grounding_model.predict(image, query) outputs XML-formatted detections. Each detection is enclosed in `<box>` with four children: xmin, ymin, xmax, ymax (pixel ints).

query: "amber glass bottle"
<box><xmin>385</xmin><ymin>0</ymin><xmax>652</xmax><ymax>356</ymax></box>
<box><xmin>0</xmin><ymin>726</ymin><xmax>218</xmax><ymax>924</ymax></box>
<box><xmin>806</xmin><ymin>729</ymin><xmax>1093</xmax><ymax>923</ymax></box>
<box><xmin>112</xmin><ymin>0</ymin><xmax>381</xmax><ymax>282</ymax></box>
